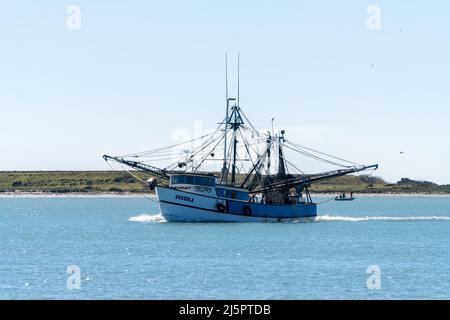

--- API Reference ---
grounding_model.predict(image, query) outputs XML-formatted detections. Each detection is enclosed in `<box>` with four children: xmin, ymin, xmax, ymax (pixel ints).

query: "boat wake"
<box><xmin>128</xmin><ymin>214</ymin><xmax>450</xmax><ymax>223</ymax></box>
<box><xmin>316</xmin><ymin>215</ymin><xmax>450</xmax><ymax>222</ymax></box>
<box><xmin>129</xmin><ymin>213</ymin><xmax>166</xmax><ymax>223</ymax></box>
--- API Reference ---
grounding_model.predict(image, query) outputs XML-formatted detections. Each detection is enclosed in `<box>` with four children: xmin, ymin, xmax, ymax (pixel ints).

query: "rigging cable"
<box><xmin>105</xmin><ymin>158</ymin><xmax>160</xmax><ymax>203</ymax></box>
<box><xmin>285</xmin><ymin>140</ymin><xmax>362</xmax><ymax>167</ymax></box>
<box><xmin>119</xmin><ymin>131</ymin><xmax>218</xmax><ymax>158</ymax></box>
<box><xmin>316</xmin><ymin>197</ymin><xmax>335</xmax><ymax>205</ymax></box>
<box><xmin>283</xmin><ymin>143</ymin><xmax>353</xmax><ymax>168</ymax></box>
<box><xmin>193</xmin><ymin>134</ymin><xmax>226</xmax><ymax>172</ymax></box>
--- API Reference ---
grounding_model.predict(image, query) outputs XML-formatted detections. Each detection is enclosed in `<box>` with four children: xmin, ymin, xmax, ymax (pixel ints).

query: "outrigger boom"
<box><xmin>250</xmin><ymin>164</ymin><xmax>379</xmax><ymax>194</ymax></box>
<box><xmin>102</xmin><ymin>155</ymin><xmax>169</xmax><ymax>178</ymax></box>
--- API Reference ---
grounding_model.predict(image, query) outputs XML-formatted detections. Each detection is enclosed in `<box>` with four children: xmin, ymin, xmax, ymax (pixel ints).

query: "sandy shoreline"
<box><xmin>0</xmin><ymin>192</ymin><xmax>156</xmax><ymax>198</ymax></box>
<box><xmin>0</xmin><ymin>192</ymin><xmax>449</xmax><ymax>198</ymax></box>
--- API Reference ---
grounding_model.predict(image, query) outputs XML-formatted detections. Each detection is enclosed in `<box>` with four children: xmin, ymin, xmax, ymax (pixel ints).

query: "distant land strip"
<box><xmin>0</xmin><ymin>171</ymin><xmax>449</xmax><ymax>194</ymax></box>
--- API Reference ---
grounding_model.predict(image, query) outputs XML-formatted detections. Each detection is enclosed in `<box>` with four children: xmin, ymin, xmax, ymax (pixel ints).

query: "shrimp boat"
<box><xmin>103</xmin><ymin>56</ymin><xmax>377</xmax><ymax>222</ymax></box>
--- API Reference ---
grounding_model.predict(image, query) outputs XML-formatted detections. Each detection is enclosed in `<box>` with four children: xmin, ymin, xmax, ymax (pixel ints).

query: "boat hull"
<box><xmin>156</xmin><ymin>186</ymin><xmax>317</xmax><ymax>222</ymax></box>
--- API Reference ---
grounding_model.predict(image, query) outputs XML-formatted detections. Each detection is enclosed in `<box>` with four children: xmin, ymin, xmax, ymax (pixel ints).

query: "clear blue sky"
<box><xmin>1</xmin><ymin>1</ymin><xmax>449</xmax><ymax>184</ymax></box>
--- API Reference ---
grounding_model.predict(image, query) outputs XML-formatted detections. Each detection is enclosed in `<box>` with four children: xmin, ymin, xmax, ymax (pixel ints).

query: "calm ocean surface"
<box><xmin>1</xmin><ymin>196</ymin><xmax>449</xmax><ymax>299</ymax></box>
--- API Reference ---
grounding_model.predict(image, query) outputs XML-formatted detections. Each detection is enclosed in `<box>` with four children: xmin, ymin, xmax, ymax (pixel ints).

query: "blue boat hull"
<box><xmin>156</xmin><ymin>186</ymin><xmax>317</xmax><ymax>222</ymax></box>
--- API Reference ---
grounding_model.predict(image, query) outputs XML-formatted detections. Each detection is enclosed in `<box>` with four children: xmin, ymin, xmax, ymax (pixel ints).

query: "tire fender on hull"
<box><xmin>216</xmin><ymin>202</ymin><xmax>226</xmax><ymax>213</ymax></box>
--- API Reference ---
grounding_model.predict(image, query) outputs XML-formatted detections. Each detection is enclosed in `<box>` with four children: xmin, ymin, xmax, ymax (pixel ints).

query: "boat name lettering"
<box><xmin>195</xmin><ymin>186</ymin><xmax>211</xmax><ymax>193</ymax></box>
<box><xmin>175</xmin><ymin>195</ymin><xmax>194</xmax><ymax>202</ymax></box>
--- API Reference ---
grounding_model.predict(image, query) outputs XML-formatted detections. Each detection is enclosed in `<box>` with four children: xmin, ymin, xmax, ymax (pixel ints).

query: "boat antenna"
<box><xmin>271</xmin><ymin>117</ymin><xmax>275</xmax><ymax>137</ymax></box>
<box><xmin>237</xmin><ymin>52</ymin><xmax>240</xmax><ymax>107</ymax></box>
<box><xmin>226</xmin><ymin>53</ymin><xmax>229</xmax><ymax>103</ymax></box>
<box><xmin>222</xmin><ymin>53</ymin><xmax>229</xmax><ymax>182</ymax></box>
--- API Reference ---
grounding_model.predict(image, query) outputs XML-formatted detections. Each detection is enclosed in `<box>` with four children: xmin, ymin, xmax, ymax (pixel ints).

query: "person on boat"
<box><xmin>298</xmin><ymin>192</ymin><xmax>306</xmax><ymax>204</ymax></box>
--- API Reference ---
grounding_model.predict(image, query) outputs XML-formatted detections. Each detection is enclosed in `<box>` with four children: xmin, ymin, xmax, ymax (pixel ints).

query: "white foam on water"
<box><xmin>128</xmin><ymin>214</ymin><xmax>450</xmax><ymax>223</ymax></box>
<box><xmin>129</xmin><ymin>213</ymin><xmax>166</xmax><ymax>223</ymax></box>
<box><xmin>316</xmin><ymin>215</ymin><xmax>450</xmax><ymax>222</ymax></box>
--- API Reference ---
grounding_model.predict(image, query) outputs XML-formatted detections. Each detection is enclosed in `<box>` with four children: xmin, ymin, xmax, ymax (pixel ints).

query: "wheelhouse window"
<box><xmin>171</xmin><ymin>175</ymin><xmax>215</xmax><ymax>187</ymax></box>
<box><xmin>215</xmin><ymin>188</ymin><xmax>248</xmax><ymax>200</ymax></box>
<box><xmin>186</xmin><ymin>175</ymin><xmax>194</xmax><ymax>184</ymax></box>
<box><xmin>171</xmin><ymin>175</ymin><xmax>185</xmax><ymax>185</ymax></box>
<box><xmin>195</xmin><ymin>176</ymin><xmax>214</xmax><ymax>186</ymax></box>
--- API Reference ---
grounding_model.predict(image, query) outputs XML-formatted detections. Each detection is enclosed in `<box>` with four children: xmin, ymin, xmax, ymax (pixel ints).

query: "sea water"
<box><xmin>1</xmin><ymin>196</ymin><xmax>449</xmax><ymax>299</ymax></box>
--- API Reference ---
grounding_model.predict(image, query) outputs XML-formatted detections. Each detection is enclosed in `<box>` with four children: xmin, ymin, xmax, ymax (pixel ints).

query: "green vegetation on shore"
<box><xmin>308</xmin><ymin>175</ymin><xmax>450</xmax><ymax>194</ymax></box>
<box><xmin>0</xmin><ymin>171</ymin><xmax>157</xmax><ymax>194</ymax></box>
<box><xmin>1</xmin><ymin>171</ymin><xmax>449</xmax><ymax>194</ymax></box>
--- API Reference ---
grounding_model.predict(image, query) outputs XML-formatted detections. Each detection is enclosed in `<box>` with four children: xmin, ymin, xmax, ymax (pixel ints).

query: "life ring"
<box><xmin>216</xmin><ymin>203</ymin><xmax>226</xmax><ymax>212</ymax></box>
<box><xmin>243</xmin><ymin>205</ymin><xmax>252</xmax><ymax>216</ymax></box>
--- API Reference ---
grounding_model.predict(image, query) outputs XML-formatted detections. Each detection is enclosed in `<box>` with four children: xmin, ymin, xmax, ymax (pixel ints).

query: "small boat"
<box><xmin>335</xmin><ymin>193</ymin><xmax>355</xmax><ymax>201</ymax></box>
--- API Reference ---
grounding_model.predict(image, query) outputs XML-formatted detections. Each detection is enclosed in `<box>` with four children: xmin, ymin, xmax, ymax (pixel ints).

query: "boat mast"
<box><xmin>231</xmin><ymin>110</ymin><xmax>238</xmax><ymax>185</ymax></box>
<box><xmin>221</xmin><ymin>54</ymin><xmax>229</xmax><ymax>183</ymax></box>
<box><xmin>229</xmin><ymin>105</ymin><xmax>244</xmax><ymax>185</ymax></box>
<box><xmin>277</xmin><ymin>130</ymin><xmax>287</xmax><ymax>178</ymax></box>
<box><xmin>222</xmin><ymin>54</ymin><xmax>240</xmax><ymax>184</ymax></box>
<box><xmin>231</xmin><ymin>54</ymin><xmax>241</xmax><ymax>185</ymax></box>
